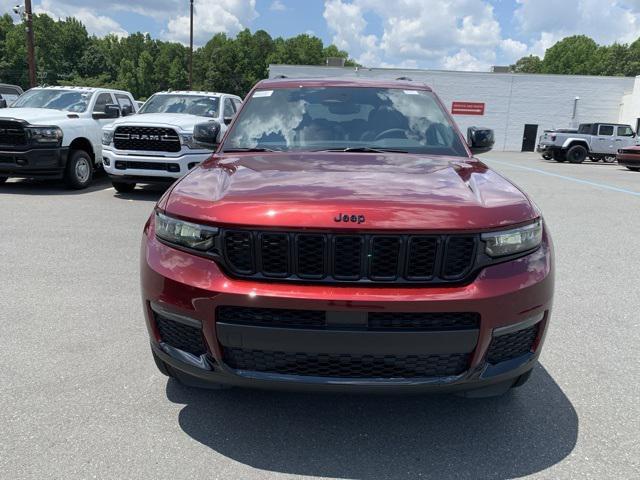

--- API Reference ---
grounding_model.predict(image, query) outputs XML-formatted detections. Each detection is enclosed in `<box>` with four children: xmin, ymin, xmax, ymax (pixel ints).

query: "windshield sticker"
<box><xmin>403</xmin><ymin>90</ymin><xmax>419</xmax><ymax>95</ymax></box>
<box><xmin>253</xmin><ymin>90</ymin><xmax>273</xmax><ymax>98</ymax></box>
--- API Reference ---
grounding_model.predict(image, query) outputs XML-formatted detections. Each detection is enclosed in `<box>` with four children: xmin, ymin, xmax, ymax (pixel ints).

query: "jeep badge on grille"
<box><xmin>334</xmin><ymin>213</ymin><xmax>365</xmax><ymax>224</ymax></box>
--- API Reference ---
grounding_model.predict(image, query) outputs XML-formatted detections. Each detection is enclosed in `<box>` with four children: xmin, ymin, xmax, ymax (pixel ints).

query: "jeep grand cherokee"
<box><xmin>140</xmin><ymin>78</ymin><xmax>554</xmax><ymax>397</ymax></box>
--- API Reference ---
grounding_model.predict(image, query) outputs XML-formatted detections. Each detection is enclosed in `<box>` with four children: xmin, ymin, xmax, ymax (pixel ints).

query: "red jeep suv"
<box><xmin>141</xmin><ymin>78</ymin><xmax>554</xmax><ymax>397</ymax></box>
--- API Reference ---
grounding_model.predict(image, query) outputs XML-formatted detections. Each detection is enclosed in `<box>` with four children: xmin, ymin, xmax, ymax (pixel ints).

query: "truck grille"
<box><xmin>113</xmin><ymin>126</ymin><xmax>181</xmax><ymax>152</ymax></box>
<box><xmin>219</xmin><ymin>230</ymin><xmax>477</xmax><ymax>284</ymax></box>
<box><xmin>0</xmin><ymin>120</ymin><xmax>27</xmax><ymax>147</ymax></box>
<box><xmin>223</xmin><ymin>348</ymin><xmax>470</xmax><ymax>378</ymax></box>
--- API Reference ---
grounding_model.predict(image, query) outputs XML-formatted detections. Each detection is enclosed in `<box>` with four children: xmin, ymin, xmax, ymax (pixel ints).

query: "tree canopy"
<box><xmin>511</xmin><ymin>34</ymin><xmax>640</xmax><ymax>77</ymax></box>
<box><xmin>0</xmin><ymin>13</ymin><xmax>356</xmax><ymax>99</ymax></box>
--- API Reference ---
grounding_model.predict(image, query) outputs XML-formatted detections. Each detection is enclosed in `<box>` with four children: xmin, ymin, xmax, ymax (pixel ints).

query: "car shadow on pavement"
<box><xmin>166</xmin><ymin>363</ymin><xmax>577</xmax><ymax>480</ymax></box>
<box><xmin>112</xmin><ymin>183</ymin><xmax>171</xmax><ymax>201</ymax></box>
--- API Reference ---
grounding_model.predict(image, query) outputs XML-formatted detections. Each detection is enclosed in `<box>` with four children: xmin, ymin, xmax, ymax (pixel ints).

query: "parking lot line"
<box><xmin>483</xmin><ymin>158</ymin><xmax>640</xmax><ymax>197</ymax></box>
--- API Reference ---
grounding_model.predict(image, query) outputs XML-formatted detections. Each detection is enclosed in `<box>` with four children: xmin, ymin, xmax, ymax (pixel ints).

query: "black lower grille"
<box><xmin>0</xmin><ymin>120</ymin><xmax>27</xmax><ymax>146</ymax></box>
<box><xmin>217</xmin><ymin>306</ymin><xmax>479</xmax><ymax>331</ymax></box>
<box><xmin>217</xmin><ymin>306</ymin><xmax>326</xmax><ymax>328</ymax></box>
<box><xmin>114</xmin><ymin>126</ymin><xmax>181</xmax><ymax>152</ymax></box>
<box><xmin>368</xmin><ymin>312</ymin><xmax>479</xmax><ymax>330</ymax></box>
<box><xmin>487</xmin><ymin>324</ymin><xmax>539</xmax><ymax>364</ymax></box>
<box><xmin>223</xmin><ymin>348</ymin><xmax>469</xmax><ymax>378</ymax></box>
<box><xmin>218</xmin><ymin>229</ymin><xmax>479</xmax><ymax>284</ymax></box>
<box><xmin>155</xmin><ymin>314</ymin><xmax>205</xmax><ymax>356</ymax></box>
<box><xmin>114</xmin><ymin>160</ymin><xmax>178</xmax><ymax>172</ymax></box>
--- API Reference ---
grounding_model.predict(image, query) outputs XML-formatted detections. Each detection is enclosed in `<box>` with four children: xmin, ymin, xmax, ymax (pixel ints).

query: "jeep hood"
<box><xmin>163</xmin><ymin>152</ymin><xmax>538</xmax><ymax>230</ymax></box>
<box><xmin>0</xmin><ymin>108</ymin><xmax>77</xmax><ymax>124</ymax></box>
<box><xmin>109</xmin><ymin>113</ymin><xmax>214</xmax><ymax>132</ymax></box>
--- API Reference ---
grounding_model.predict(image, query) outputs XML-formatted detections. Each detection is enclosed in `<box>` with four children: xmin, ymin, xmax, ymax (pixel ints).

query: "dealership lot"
<box><xmin>1</xmin><ymin>152</ymin><xmax>638</xmax><ymax>480</ymax></box>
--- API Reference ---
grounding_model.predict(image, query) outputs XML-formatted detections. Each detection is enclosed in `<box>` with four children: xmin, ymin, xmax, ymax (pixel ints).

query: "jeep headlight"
<box><xmin>180</xmin><ymin>133</ymin><xmax>198</xmax><ymax>149</ymax></box>
<box><xmin>102</xmin><ymin>129</ymin><xmax>114</xmax><ymax>146</ymax></box>
<box><xmin>27</xmin><ymin>126</ymin><xmax>63</xmax><ymax>146</ymax></box>
<box><xmin>155</xmin><ymin>212</ymin><xmax>218</xmax><ymax>251</ymax></box>
<box><xmin>481</xmin><ymin>219</ymin><xmax>543</xmax><ymax>257</ymax></box>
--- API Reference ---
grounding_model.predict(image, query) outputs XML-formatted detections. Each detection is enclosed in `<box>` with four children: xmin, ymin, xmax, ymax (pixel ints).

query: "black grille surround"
<box><xmin>0</xmin><ymin>120</ymin><xmax>27</xmax><ymax>147</ymax></box>
<box><xmin>217</xmin><ymin>229</ymin><xmax>478</xmax><ymax>285</ymax></box>
<box><xmin>155</xmin><ymin>313</ymin><xmax>206</xmax><ymax>357</ymax></box>
<box><xmin>223</xmin><ymin>348</ymin><xmax>470</xmax><ymax>378</ymax></box>
<box><xmin>114</xmin><ymin>126</ymin><xmax>181</xmax><ymax>152</ymax></box>
<box><xmin>487</xmin><ymin>323</ymin><xmax>539</xmax><ymax>364</ymax></box>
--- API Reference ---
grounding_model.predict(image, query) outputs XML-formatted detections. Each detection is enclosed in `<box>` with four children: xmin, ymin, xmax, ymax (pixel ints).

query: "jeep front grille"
<box><xmin>219</xmin><ymin>229</ymin><xmax>477</xmax><ymax>284</ymax></box>
<box><xmin>113</xmin><ymin>126</ymin><xmax>181</xmax><ymax>152</ymax></box>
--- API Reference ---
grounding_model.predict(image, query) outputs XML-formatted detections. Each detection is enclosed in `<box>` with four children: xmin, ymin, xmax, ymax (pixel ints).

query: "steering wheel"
<box><xmin>373</xmin><ymin>128</ymin><xmax>407</xmax><ymax>141</ymax></box>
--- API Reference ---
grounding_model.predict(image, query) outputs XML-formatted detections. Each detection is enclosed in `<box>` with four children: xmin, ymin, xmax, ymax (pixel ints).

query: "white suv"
<box><xmin>101</xmin><ymin>91</ymin><xmax>242</xmax><ymax>192</ymax></box>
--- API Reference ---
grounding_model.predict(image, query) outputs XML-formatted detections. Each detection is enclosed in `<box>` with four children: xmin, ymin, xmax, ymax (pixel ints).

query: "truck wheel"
<box><xmin>542</xmin><ymin>153</ymin><xmax>552</xmax><ymax>160</ymax></box>
<box><xmin>566</xmin><ymin>145</ymin><xmax>587</xmax><ymax>163</ymax></box>
<box><xmin>603</xmin><ymin>156</ymin><xmax>616</xmax><ymax>163</ymax></box>
<box><xmin>552</xmin><ymin>151</ymin><xmax>566</xmax><ymax>162</ymax></box>
<box><xmin>64</xmin><ymin>149</ymin><xmax>94</xmax><ymax>189</ymax></box>
<box><xmin>112</xmin><ymin>181</ymin><xmax>136</xmax><ymax>193</ymax></box>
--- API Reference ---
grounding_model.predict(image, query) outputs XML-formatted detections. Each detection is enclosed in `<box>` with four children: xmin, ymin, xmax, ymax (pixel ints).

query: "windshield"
<box><xmin>139</xmin><ymin>94</ymin><xmax>220</xmax><ymax>117</ymax></box>
<box><xmin>223</xmin><ymin>86</ymin><xmax>468</xmax><ymax>156</ymax></box>
<box><xmin>12</xmin><ymin>89</ymin><xmax>92</xmax><ymax>112</ymax></box>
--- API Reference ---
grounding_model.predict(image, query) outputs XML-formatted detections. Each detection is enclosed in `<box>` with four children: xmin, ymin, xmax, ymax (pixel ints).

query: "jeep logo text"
<box><xmin>334</xmin><ymin>213</ymin><xmax>365</xmax><ymax>224</ymax></box>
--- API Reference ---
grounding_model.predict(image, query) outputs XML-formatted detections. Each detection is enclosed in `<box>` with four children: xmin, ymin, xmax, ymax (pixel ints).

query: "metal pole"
<box><xmin>189</xmin><ymin>0</ymin><xmax>193</xmax><ymax>90</ymax></box>
<box><xmin>25</xmin><ymin>0</ymin><xmax>36</xmax><ymax>88</ymax></box>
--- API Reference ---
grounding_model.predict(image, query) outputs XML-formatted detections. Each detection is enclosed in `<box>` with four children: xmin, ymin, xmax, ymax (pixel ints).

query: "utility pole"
<box><xmin>25</xmin><ymin>0</ymin><xmax>36</xmax><ymax>88</ymax></box>
<box><xmin>189</xmin><ymin>0</ymin><xmax>194</xmax><ymax>90</ymax></box>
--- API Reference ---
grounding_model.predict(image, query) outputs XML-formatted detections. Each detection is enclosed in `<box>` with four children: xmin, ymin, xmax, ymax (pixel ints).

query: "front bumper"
<box><xmin>141</xmin><ymin>221</ymin><xmax>554</xmax><ymax>393</ymax></box>
<box><xmin>0</xmin><ymin>147</ymin><xmax>69</xmax><ymax>178</ymax></box>
<box><xmin>616</xmin><ymin>152</ymin><xmax>640</xmax><ymax>168</ymax></box>
<box><xmin>102</xmin><ymin>148</ymin><xmax>211</xmax><ymax>182</ymax></box>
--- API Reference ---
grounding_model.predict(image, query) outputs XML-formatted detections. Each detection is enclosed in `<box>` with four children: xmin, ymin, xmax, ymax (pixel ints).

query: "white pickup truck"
<box><xmin>0</xmin><ymin>86</ymin><xmax>137</xmax><ymax>188</ymax></box>
<box><xmin>537</xmin><ymin>122</ymin><xmax>638</xmax><ymax>163</ymax></box>
<box><xmin>101</xmin><ymin>90</ymin><xmax>242</xmax><ymax>193</ymax></box>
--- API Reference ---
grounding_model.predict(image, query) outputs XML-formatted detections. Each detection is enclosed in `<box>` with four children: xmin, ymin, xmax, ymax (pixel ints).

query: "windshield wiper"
<box><xmin>222</xmin><ymin>147</ymin><xmax>280</xmax><ymax>153</ymax></box>
<box><xmin>315</xmin><ymin>147</ymin><xmax>409</xmax><ymax>154</ymax></box>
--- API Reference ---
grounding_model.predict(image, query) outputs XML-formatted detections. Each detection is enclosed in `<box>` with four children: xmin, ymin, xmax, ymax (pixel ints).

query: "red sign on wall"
<box><xmin>451</xmin><ymin>101</ymin><xmax>485</xmax><ymax>116</ymax></box>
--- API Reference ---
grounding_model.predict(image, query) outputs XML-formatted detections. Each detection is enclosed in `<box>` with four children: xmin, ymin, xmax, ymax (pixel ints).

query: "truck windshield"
<box><xmin>12</xmin><ymin>89</ymin><xmax>92</xmax><ymax>112</ymax></box>
<box><xmin>223</xmin><ymin>86</ymin><xmax>468</xmax><ymax>156</ymax></box>
<box><xmin>139</xmin><ymin>94</ymin><xmax>219</xmax><ymax>117</ymax></box>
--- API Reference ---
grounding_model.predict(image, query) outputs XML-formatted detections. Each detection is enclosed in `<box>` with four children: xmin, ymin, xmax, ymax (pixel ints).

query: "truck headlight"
<box><xmin>102</xmin><ymin>129</ymin><xmax>114</xmax><ymax>146</ymax></box>
<box><xmin>27</xmin><ymin>126</ymin><xmax>63</xmax><ymax>146</ymax></box>
<box><xmin>481</xmin><ymin>219</ymin><xmax>543</xmax><ymax>257</ymax></box>
<box><xmin>180</xmin><ymin>133</ymin><xmax>198</xmax><ymax>149</ymax></box>
<box><xmin>155</xmin><ymin>212</ymin><xmax>218</xmax><ymax>251</ymax></box>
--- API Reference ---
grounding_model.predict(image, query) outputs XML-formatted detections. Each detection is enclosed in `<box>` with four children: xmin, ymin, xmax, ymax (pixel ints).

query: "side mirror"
<box><xmin>121</xmin><ymin>104</ymin><xmax>133</xmax><ymax>117</ymax></box>
<box><xmin>93</xmin><ymin>104</ymin><xmax>120</xmax><ymax>119</ymax></box>
<box><xmin>193</xmin><ymin>121</ymin><xmax>221</xmax><ymax>149</ymax></box>
<box><xmin>224</xmin><ymin>116</ymin><xmax>233</xmax><ymax>126</ymax></box>
<box><xmin>0</xmin><ymin>98</ymin><xmax>7</xmax><ymax>109</ymax></box>
<box><xmin>467</xmin><ymin>127</ymin><xmax>494</xmax><ymax>155</ymax></box>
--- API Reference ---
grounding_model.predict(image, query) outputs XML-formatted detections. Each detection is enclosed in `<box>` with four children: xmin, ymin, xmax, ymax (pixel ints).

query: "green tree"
<box><xmin>540</xmin><ymin>35</ymin><xmax>598</xmax><ymax>74</ymax></box>
<box><xmin>510</xmin><ymin>55</ymin><xmax>542</xmax><ymax>73</ymax></box>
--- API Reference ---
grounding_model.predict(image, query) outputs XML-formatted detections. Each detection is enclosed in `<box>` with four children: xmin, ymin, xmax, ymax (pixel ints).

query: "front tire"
<box><xmin>112</xmin><ymin>181</ymin><xmax>136</xmax><ymax>193</ymax></box>
<box><xmin>566</xmin><ymin>145</ymin><xmax>587</xmax><ymax>163</ymax></box>
<box><xmin>542</xmin><ymin>153</ymin><xmax>552</xmax><ymax>160</ymax></box>
<box><xmin>64</xmin><ymin>149</ymin><xmax>93</xmax><ymax>189</ymax></box>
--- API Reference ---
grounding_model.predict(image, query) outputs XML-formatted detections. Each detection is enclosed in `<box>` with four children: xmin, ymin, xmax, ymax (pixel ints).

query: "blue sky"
<box><xmin>6</xmin><ymin>0</ymin><xmax>640</xmax><ymax>71</ymax></box>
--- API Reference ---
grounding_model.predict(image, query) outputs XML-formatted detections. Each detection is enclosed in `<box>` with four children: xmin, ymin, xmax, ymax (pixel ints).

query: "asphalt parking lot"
<box><xmin>1</xmin><ymin>151</ymin><xmax>639</xmax><ymax>480</ymax></box>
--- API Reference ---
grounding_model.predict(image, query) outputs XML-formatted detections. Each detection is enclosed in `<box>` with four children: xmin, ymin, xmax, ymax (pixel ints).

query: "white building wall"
<box><xmin>269</xmin><ymin>65</ymin><xmax>635</xmax><ymax>151</ymax></box>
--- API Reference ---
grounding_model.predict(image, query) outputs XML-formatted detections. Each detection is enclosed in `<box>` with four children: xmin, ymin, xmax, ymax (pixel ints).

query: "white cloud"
<box><xmin>323</xmin><ymin>0</ymin><xmax>501</xmax><ymax>70</ymax></box>
<box><xmin>34</xmin><ymin>0</ymin><xmax>129</xmax><ymax>36</ymax></box>
<box><xmin>165</xmin><ymin>0</ymin><xmax>258</xmax><ymax>45</ymax></box>
<box><xmin>500</xmin><ymin>38</ymin><xmax>528</xmax><ymax>63</ymax></box>
<box><xmin>442</xmin><ymin>49</ymin><xmax>493</xmax><ymax>71</ymax></box>
<box><xmin>270</xmin><ymin>0</ymin><xmax>287</xmax><ymax>11</ymax></box>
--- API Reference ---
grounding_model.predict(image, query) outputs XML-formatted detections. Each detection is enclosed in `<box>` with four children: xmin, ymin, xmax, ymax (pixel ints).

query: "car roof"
<box><xmin>256</xmin><ymin>77</ymin><xmax>432</xmax><ymax>91</ymax></box>
<box><xmin>152</xmin><ymin>90</ymin><xmax>240</xmax><ymax>98</ymax></box>
<box><xmin>30</xmin><ymin>86</ymin><xmax>131</xmax><ymax>95</ymax></box>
